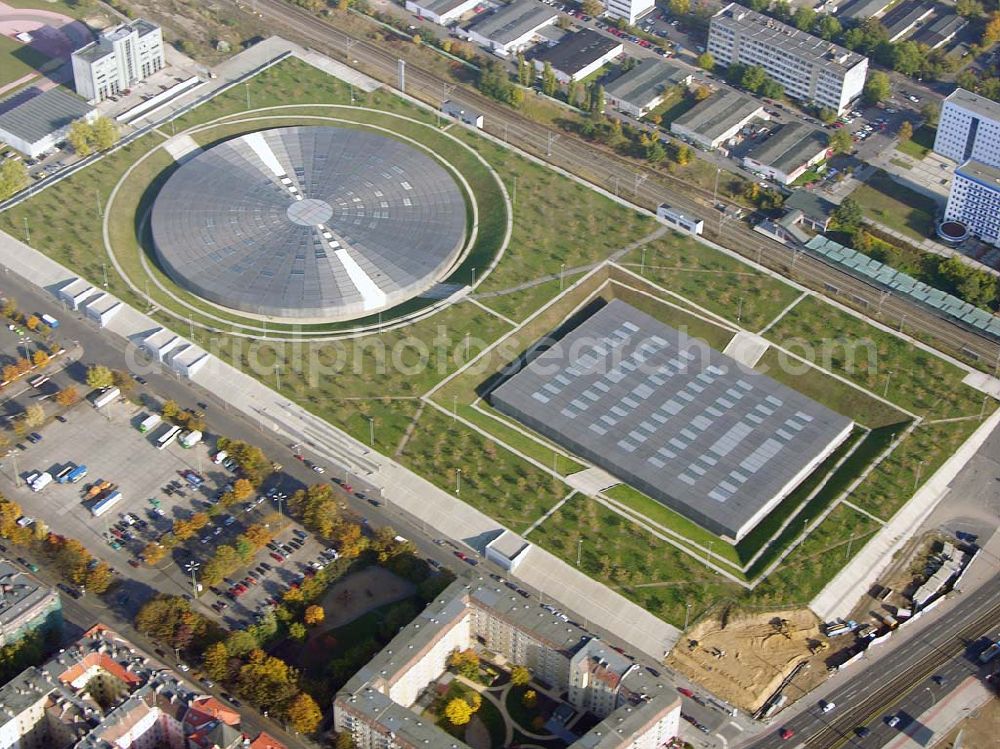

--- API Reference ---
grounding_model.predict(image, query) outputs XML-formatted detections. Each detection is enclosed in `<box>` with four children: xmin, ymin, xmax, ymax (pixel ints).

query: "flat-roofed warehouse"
<box><xmin>604</xmin><ymin>59</ymin><xmax>693</xmax><ymax>117</ymax></box>
<box><xmin>670</xmin><ymin>88</ymin><xmax>767</xmax><ymax>151</ymax></box>
<box><xmin>530</xmin><ymin>28</ymin><xmax>624</xmax><ymax>84</ymax></box>
<box><xmin>464</xmin><ymin>0</ymin><xmax>557</xmax><ymax>56</ymax></box>
<box><xmin>491</xmin><ymin>300</ymin><xmax>854</xmax><ymax>541</ymax></box>
<box><xmin>0</xmin><ymin>87</ymin><xmax>95</xmax><ymax>158</ymax></box>
<box><xmin>742</xmin><ymin>122</ymin><xmax>830</xmax><ymax>185</ymax></box>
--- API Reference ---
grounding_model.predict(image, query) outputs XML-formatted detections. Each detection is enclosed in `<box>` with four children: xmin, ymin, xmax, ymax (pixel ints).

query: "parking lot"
<box><xmin>0</xmin><ymin>393</ymin><xmax>335</xmax><ymax>629</ymax></box>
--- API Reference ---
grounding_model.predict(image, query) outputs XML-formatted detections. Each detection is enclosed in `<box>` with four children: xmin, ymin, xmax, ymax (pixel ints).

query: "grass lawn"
<box><xmin>651</xmin><ymin>90</ymin><xmax>697</xmax><ymax>125</ymax></box>
<box><xmin>852</xmin><ymin>169</ymin><xmax>938</xmax><ymax>241</ymax></box>
<box><xmin>895</xmin><ymin>125</ymin><xmax>936</xmax><ymax>160</ymax></box>
<box><xmin>7</xmin><ymin>0</ymin><xmax>98</xmax><ymax>19</ymax></box>
<box><xmin>0</xmin><ymin>34</ymin><xmax>51</xmax><ymax>90</ymax></box>
<box><xmin>530</xmin><ymin>493</ymin><xmax>743</xmax><ymax>627</ymax></box>
<box><xmin>617</xmin><ymin>231</ymin><xmax>800</xmax><ymax>332</ymax></box>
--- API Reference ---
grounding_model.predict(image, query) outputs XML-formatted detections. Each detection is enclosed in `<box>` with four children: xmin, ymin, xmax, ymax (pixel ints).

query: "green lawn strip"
<box><xmin>506</xmin><ymin>685</ymin><xmax>548</xmax><ymax>734</ymax></box>
<box><xmin>651</xmin><ymin>90</ymin><xmax>698</xmax><ymax>125</ymax></box>
<box><xmin>0</xmin><ymin>33</ymin><xmax>51</xmax><ymax>89</ymax></box>
<box><xmin>463</xmin><ymin>402</ymin><xmax>586</xmax><ymax>476</ymax></box>
<box><xmin>7</xmin><ymin>0</ymin><xmax>96</xmax><ymax>18</ymax></box>
<box><xmin>530</xmin><ymin>494</ymin><xmax>743</xmax><ymax>627</ymax></box>
<box><xmin>754</xmin><ymin>348</ymin><xmax>909</xmax><ymax>428</ymax></box>
<box><xmin>474</xmin><ymin>695</ymin><xmax>507</xmax><ymax>748</ymax></box>
<box><xmin>747</xmin><ymin>504</ymin><xmax>880</xmax><ymax>608</ymax></box>
<box><xmin>601</xmin><ymin>484</ymin><xmax>743</xmax><ymax>568</ymax></box>
<box><xmin>618</xmin><ymin>231</ymin><xmax>800</xmax><ymax>331</ymax></box>
<box><xmin>478</xmin><ymin>277</ymin><xmax>570</xmax><ymax>324</ymax></box>
<box><xmin>764</xmin><ymin>295</ymin><xmax>985</xmax><ymax>418</ymax></box>
<box><xmin>853</xmin><ymin>169</ymin><xmax>938</xmax><ymax>241</ymax></box>
<box><xmin>0</xmin><ymin>134</ymin><xmax>165</xmax><ymax>302</ymax></box>
<box><xmin>741</xmin><ymin>425</ymin><xmax>895</xmax><ymax>579</ymax></box>
<box><xmin>848</xmin><ymin>418</ymin><xmax>985</xmax><ymax>520</ymax></box>
<box><xmin>895</xmin><ymin>126</ymin><xmax>935</xmax><ymax>160</ymax></box>
<box><xmin>302</xmin><ymin>398</ymin><xmax>421</xmax><ymax>460</ymax></box>
<box><xmin>449</xmin><ymin>127</ymin><xmax>656</xmax><ymax>293</ymax></box>
<box><xmin>172</xmin><ymin>57</ymin><xmax>437</xmax><ymax>130</ymax></box>
<box><xmin>399</xmin><ymin>405</ymin><xmax>566</xmax><ymax>534</ymax></box>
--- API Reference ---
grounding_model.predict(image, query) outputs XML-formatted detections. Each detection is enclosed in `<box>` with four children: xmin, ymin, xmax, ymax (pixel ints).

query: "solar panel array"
<box><xmin>804</xmin><ymin>235</ymin><xmax>1000</xmax><ymax>340</ymax></box>
<box><xmin>491</xmin><ymin>300</ymin><xmax>853</xmax><ymax>540</ymax></box>
<box><xmin>150</xmin><ymin>126</ymin><xmax>467</xmax><ymax>320</ymax></box>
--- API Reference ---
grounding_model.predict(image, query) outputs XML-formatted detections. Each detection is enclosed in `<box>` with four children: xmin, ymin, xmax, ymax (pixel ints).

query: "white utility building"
<box><xmin>606</xmin><ymin>0</ymin><xmax>656</xmax><ymax>26</ymax></box>
<box><xmin>404</xmin><ymin>0</ymin><xmax>479</xmax><ymax>25</ymax></box>
<box><xmin>71</xmin><ymin>19</ymin><xmax>164</xmax><ymax>102</ymax></box>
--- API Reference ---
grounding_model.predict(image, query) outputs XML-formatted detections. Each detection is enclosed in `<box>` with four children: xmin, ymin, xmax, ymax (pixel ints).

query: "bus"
<box><xmin>156</xmin><ymin>425</ymin><xmax>182</xmax><ymax>450</ymax></box>
<box><xmin>91</xmin><ymin>387</ymin><xmax>120</xmax><ymax>408</ymax></box>
<box><xmin>91</xmin><ymin>490</ymin><xmax>123</xmax><ymax>517</ymax></box>
<box><xmin>138</xmin><ymin>413</ymin><xmax>161</xmax><ymax>433</ymax></box>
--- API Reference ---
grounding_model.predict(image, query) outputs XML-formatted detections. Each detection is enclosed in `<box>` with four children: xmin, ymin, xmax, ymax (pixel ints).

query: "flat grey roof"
<box><xmin>150</xmin><ymin>126</ymin><xmax>467</xmax><ymax>320</ymax></box>
<box><xmin>943</xmin><ymin>87</ymin><xmax>1000</xmax><ymax>123</ymax></box>
<box><xmin>956</xmin><ymin>159</ymin><xmax>1000</xmax><ymax>188</ymax></box>
<box><xmin>839</xmin><ymin>0</ymin><xmax>893</xmax><ymax>21</ymax></box>
<box><xmin>911</xmin><ymin>13</ymin><xmax>967</xmax><ymax>47</ymax></box>
<box><xmin>881</xmin><ymin>1</ymin><xmax>934</xmax><ymax>39</ymax></box>
<box><xmin>531</xmin><ymin>28</ymin><xmax>621</xmax><ymax>76</ymax></box>
<box><xmin>605</xmin><ymin>59</ymin><xmax>691</xmax><ymax>108</ymax></box>
<box><xmin>713</xmin><ymin>3</ymin><xmax>865</xmax><ymax>72</ymax></box>
<box><xmin>466</xmin><ymin>0</ymin><xmax>556</xmax><ymax>45</ymax></box>
<box><xmin>744</xmin><ymin>122</ymin><xmax>828</xmax><ymax>174</ymax></box>
<box><xmin>411</xmin><ymin>0</ymin><xmax>474</xmax><ymax>15</ymax></box>
<box><xmin>783</xmin><ymin>189</ymin><xmax>835</xmax><ymax>221</ymax></box>
<box><xmin>672</xmin><ymin>89</ymin><xmax>763</xmax><ymax>141</ymax></box>
<box><xmin>73</xmin><ymin>18</ymin><xmax>159</xmax><ymax>63</ymax></box>
<box><xmin>490</xmin><ymin>300</ymin><xmax>853</xmax><ymax>539</ymax></box>
<box><xmin>0</xmin><ymin>559</ymin><xmax>55</xmax><ymax>630</ymax></box>
<box><xmin>0</xmin><ymin>87</ymin><xmax>93</xmax><ymax>146</ymax></box>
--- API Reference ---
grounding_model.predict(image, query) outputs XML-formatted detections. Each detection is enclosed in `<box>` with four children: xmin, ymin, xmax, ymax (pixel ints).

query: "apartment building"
<box><xmin>335</xmin><ymin>579</ymin><xmax>681</xmax><ymax>749</ymax></box>
<box><xmin>71</xmin><ymin>19</ymin><xmax>164</xmax><ymax>102</ymax></box>
<box><xmin>707</xmin><ymin>3</ymin><xmax>868</xmax><ymax>114</ymax></box>
<box><xmin>605</xmin><ymin>0</ymin><xmax>656</xmax><ymax>26</ymax></box>
<box><xmin>945</xmin><ymin>161</ymin><xmax>1000</xmax><ymax>248</ymax></box>
<box><xmin>933</xmin><ymin>88</ymin><xmax>1000</xmax><ymax>166</ymax></box>
<box><xmin>0</xmin><ymin>624</ymin><xmax>284</xmax><ymax>749</ymax></box>
<box><xmin>0</xmin><ymin>559</ymin><xmax>62</xmax><ymax>648</ymax></box>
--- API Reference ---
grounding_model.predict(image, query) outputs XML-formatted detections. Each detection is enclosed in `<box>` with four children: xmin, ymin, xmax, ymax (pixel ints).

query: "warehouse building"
<box><xmin>742</xmin><ymin>122</ymin><xmax>830</xmax><ymax>185</ymax></box>
<box><xmin>531</xmin><ymin>28</ymin><xmax>623</xmax><ymax>84</ymax></box>
<box><xmin>0</xmin><ymin>87</ymin><xmax>95</xmax><ymax>159</ymax></box>
<box><xmin>604</xmin><ymin>59</ymin><xmax>692</xmax><ymax>117</ymax></box>
<box><xmin>670</xmin><ymin>88</ymin><xmax>768</xmax><ymax>151</ymax></box>
<box><xmin>838</xmin><ymin>0</ymin><xmax>894</xmax><ymax>23</ymax></box>
<box><xmin>880</xmin><ymin>1</ymin><xmax>935</xmax><ymax>42</ymax></box>
<box><xmin>464</xmin><ymin>0</ymin><xmax>557</xmax><ymax>57</ymax></box>
<box><xmin>707</xmin><ymin>4</ymin><xmax>868</xmax><ymax>114</ymax></box>
<box><xmin>404</xmin><ymin>0</ymin><xmax>480</xmax><ymax>26</ymax></box>
<box><xmin>911</xmin><ymin>13</ymin><xmax>967</xmax><ymax>49</ymax></box>
<box><xmin>0</xmin><ymin>560</ymin><xmax>61</xmax><ymax>648</ymax></box>
<box><xmin>490</xmin><ymin>300</ymin><xmax>854</xmax><ymax>540</ymax></box>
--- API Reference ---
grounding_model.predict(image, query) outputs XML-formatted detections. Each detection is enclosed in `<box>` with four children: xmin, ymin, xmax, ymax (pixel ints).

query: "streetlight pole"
<box><xmin>560</xmin><ymin>262</ymin><xmax>565</xmax><ymax>290</ymax></box>
<box><xmin>914</xmin><ymin>460</ymin><xmax>925</xmax><ymax>490</ymax></box>
<box><xmin>684</xmin><ymin>603</ymin><xmax>692</xmax><ymax>631</ymax></box>
<box><xmin>883</xmin><ymin>370</ymin><xmax>893</xmax><ymax>398</ymax></box>
<box><xmin>367</xmin><ymin>416</ymin><xmax>375</xmax><ymax>447</ymax></box>
<box><xmin>274</xmin><ymin>363</ymin><xmax>281</xmax><ymax>391</ymax></box>
<box><xmin>456</xmin><ymin>468</ymin><xmax>462</xmax><ymax>495</ymax></box>
<box><xmin>184</xmin><ymin>561</ymin><xmax>200</xmax><ymax>598</ymax></box>
<box><xmin>577</xmin><ymin>538</ymin><xmax>583</xmax><ymax>567</ymax></box>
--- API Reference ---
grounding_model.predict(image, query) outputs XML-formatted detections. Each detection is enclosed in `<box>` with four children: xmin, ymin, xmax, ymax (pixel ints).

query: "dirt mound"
<box><xmin>667</xmin><ymin>608</ymin><xmax>825</xmax><ymax>714</ymax></box>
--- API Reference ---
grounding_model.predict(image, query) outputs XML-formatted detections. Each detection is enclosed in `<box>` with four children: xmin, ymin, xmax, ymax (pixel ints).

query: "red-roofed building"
<box><xmin>248</xmin><ymin>730</ymin><xmax>288</xmax><ymax>749</ymax></box>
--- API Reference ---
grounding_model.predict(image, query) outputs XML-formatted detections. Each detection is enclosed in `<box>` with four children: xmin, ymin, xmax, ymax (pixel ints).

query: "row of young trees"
<box><xmin>67</xmin><ymin>116</ymin><xmax>119</xmax><ymax>157</ymax></box>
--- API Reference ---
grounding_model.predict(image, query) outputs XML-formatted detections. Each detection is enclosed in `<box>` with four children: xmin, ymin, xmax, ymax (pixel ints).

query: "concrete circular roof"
<box><xmin>149</xmin><ymin>126</ymin><xmax>467</xmax><ymax>320</ymax></box>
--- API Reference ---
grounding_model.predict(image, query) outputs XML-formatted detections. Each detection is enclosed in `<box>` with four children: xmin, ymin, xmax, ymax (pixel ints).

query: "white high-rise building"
<box><xmin>71</xmin><ymin>19</ymin><xmax>164</xmax><ymax>102</ymax></box>
<box><xmin>933</xmin><ymin>88</ymin><xmax>1000</xmax><ymax>166</ymax></box>
<box><xmin>605</xmin><ymin>0</ymin><xmax>655</xmax><ymax>26</ymax></box>
<box><xmin>707</xmin><ymin>3</ymin><xmax>868</xmax><ymax>114</ymax></box>
<box><xmin>945</xmin><ymin>161</ymin><xmax>1000</xmax><ymax>247</ymax></box>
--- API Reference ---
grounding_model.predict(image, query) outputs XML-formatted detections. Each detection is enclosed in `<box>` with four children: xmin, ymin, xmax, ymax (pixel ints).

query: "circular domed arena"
<box><xmin>149</xmin><ymin>126</ymin><xmax>468</xmax><ymax>320</ymax></box>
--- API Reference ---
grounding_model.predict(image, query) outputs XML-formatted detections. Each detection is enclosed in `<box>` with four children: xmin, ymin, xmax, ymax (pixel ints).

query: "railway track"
<box><xmin>229</xmin><ymin>0</ymin><xmax>1000</xmax><ymax>367</ymax></box>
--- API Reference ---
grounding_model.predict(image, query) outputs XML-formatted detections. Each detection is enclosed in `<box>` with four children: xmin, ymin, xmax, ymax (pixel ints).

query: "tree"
<box><xmin>448</xmin><ymin>648</ymin><xmax>479</xmax><ymax>679</ymax></box>
<box><xmin>668</xmin><ymin>0</ymin><xmax>690</xmax><ymax>15</ymax></box>
<box><xmin>541</xmin><ymin>61</ymin><xmax>557</xmax><ymax>97</ymax></box>
<box><xmin>202</xmin><ymin>642</ymin><xmax>230</xmax><ymax>682</ymax></box>
<box><xmin>921</xmin><ymin>101</ymin><xmax>940</xmax><ymax>127</ymax></box>
<box><xmin>898</xmin><ymin>120</ymin><xmax>913</xmax><ymax>143</ymax></box>
<box><xmin>91</xmin><ymin>116</ymin><xmax>118</xmax><ymax>151</ymax></box>
<box><xmin>523</xmin><ymin>689</ymin><xmax>538</xmax><ymax>708</ymax></box>
<box><xmin>335</xmin><ymin>732</ymin><xmax>355</xmax><ymax>749</ymax></box>
<box><xmin>740</xmin><ymin>65</ymin><xmax>767</xmax><ymax>93</ymax></box>
<box><xmin>792</xmin><ymin>7</ymin><xmax>815</xmax><ymax>31</ymax></box>
<box><xmin>818</xmin><ymin>107</ymin><xmax>837</xmax><ymax>125</ymax></box>
<box><xmin>304</xmin><ymin>605</ymin><xmax>325</xmax><ymax>627</ymax></box>
<box><xmin>337</xmin><ymin>0</ymin><xmax>349</xmax><ymax>10</ymax></box>
<box><xmin>983</xmin><ymin>12</ymin><xmax>1000</xmax><ymax>46</ymax></box>
<box><xmin>289</xmin><ymin>621</ymin><xmax>307</xmax><ymax>641</ymax></box>
<box><xmin>0</xmin><ymin>160</ymin><xmax>27</xmax><ymax>201</ymax></box>
<box><xmin>590</xmin><ymin>84</ymin><xmax>605</xmax><ymax>116</ymax></box>
<box><xmin>31</xmin><ymin>350</ymin><xmax>49</xmax><ymax>368</ymax></box>
<box><xmin>693</xmin><ymin>85</ymin><xmax>711</xmax><ymax>101</ymax></box>
<box><xmin>956</xmin><ymin>0</ymin><xmax>984</xmax><ymax>17</ymax></box>
<box><xmin>832</xmin><ymin>197</ymin><xmax>864</xmax><ymax>233</ymax></box>
<box><xmin>237</xmin><ymin>651</ymin><xmax>298</xmax><ymax>709</ymax></box>
<box><xmin>517</xmin><ymin>53</ymin><xmax>532</xmax><ymax>87</ymax></box>
<box><xmin>510</xmin><ymin>665</ymin><xmax>531</xmax><ymax>686</ymax></box>
<box><xmin>86</xmin><ymin>365</ymin><xmax>115</xmax><ymax>390</ymax></box>
<box><xmin>645</xmin><ymin>139</ymin><xmax>667</xmax><ymax>164</ymax></box>
<box><xmin>68</xmin><ymin>120</ymin><xmax>93</xmax><ymax>156</ymax></box>
<box><xmin>891</xmin><ymin>41</ymin><xmax>926</xmax><ymax>76</ymax></box>
<box><xmin>286</xmin><ymin>692</ymin><xmax>323</xmax><ymax>733</ymax></box>
<box><xmin>673</xmin><ymin>143</ymin><xmax>692</xmax><ymax>166</ymax></box>
<box><xmin>83</xmin><ymin>561</ymin><xmax>113</xmax><ymax>593</ymax></box>
<box><xmin>142</xmin><ymin>542</ymin><xmax>166</xmax><ymax>564</ymax></box>
<box><xmin>816</xmin><ymin>15</ymin><xmax>842</xmax><ymax>40</ymax></box>
<box><xmin>161</xmin><ymin>400</ymin><xmax>180</xmax><ymax>420</ymax></box>
<box><xmin>696</xmin><ymin>51</ymin><xmax>714</xmax><ymax>71</ymax></box>
<box><xmin>862</xmin><ymin>71</ymin><xmax>891</xmax><ymax>106</ymax></box>
<box><xmin>444</xmin><ymin>697</ymin><xmax>473</xmax><ymax>726</ymax></box>
<box><xmin>582</xmin><ymin>0</ymin><xmax>604</xmax><ymax>15</ymax></box>
<box><xmin>23</xmin><ymin>404</ymin><xmax>45</xmax><ymax>428</ymax></box>
<box><xmin>829</xmin><ymin>128</ymin><xmax>853</xmax><ymax>154</ymax></box>
<box><xmin>759</xmin><ymin>78</ymin><xmax>784</xmax><ymax>99</ymax></box>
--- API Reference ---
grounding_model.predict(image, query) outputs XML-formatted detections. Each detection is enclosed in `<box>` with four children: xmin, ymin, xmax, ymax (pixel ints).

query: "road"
<box><xmin>220</xmin><ymin>0</ymin><xmax>1000</xmax><ymax>372</ymax></box>
<box><xmin>739</xmin><ymin>574</ymin><xmax>1000</xmax><ymax>749</ymax></box>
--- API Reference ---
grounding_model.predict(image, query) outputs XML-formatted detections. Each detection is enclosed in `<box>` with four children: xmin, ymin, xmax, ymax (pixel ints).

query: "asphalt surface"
<box><xmin>220</xmin><ymin>0</ymin><xmax>1000</xmax><ymax>373</ymax></box>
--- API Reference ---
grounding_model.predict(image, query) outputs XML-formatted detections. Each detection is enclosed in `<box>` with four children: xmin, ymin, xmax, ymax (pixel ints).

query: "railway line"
<box><xmin>228</xmin><ymin>0</ymin><xmax>1000</xmax><ymax>368</ymax></box>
